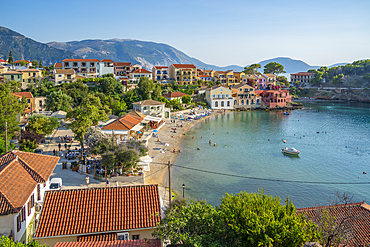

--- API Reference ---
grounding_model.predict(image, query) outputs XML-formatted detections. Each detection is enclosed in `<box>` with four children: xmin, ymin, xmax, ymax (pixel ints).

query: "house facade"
<box><xmin>214</xmin><ymin>71</ymin><xmax>238</xmax><ymax>86</ymax></box>
<box><xmin>231</xmin><ymin>83</ymin><xmax>261</xmax><ymax>107</ymax></box>
<box><xmin>0</xmin><ymin>151</ymin><xmax>59</xmax><ymax>244</ymax></box>
<box><xmin>290</xmin><ymin>72</ymin><xmax>315</xmax><ymax>85</ymax></box>
<box><xmin>12</xmin><ymin>92</ymin><xmax>35</xmax><ymax>114</ymax></box>
<box><xmin>114</xmin><ymin>62</ymin><xmax>132</xmax><ymax>76</ymax></box>
<box><xmin>132</xmin><ymin>100</ymin><xmax>170</xmax><ymax>118</ymax></box>
<box><xmin>0</xmin><ymin>65</ymin><xmax>8</xmax><ymax>74</ymax></box>
<box><xmin>162</xmin><ymin>92</ymin><xmax>189</xmax><ymax>104</ymax></box>
<box><xmin>152</xmin><ymin>66</ymin><xmax>169</xmax><ymax>83</ymax></box>
<box><xmin>62</xmin><ymin>59</ymin><xmax>114</xmax><ymax>78</ymax></box>
<box><xmin>20</xmin><ymin>69</ymin><xmax>42</xmax><ymax>87</ymax></box>
<box><xmin>34</xmin><ymin>185</ymin><xmax>162</xmax><ymax>247</ymax></box>
<box><xmin>169</xmin><ymin>64</ymin><xmax>197</xmax><ymax>85</ymax></box>
<box><xmin>198</xmin><ymin>75</ymin><xmax>213</xmax><ymax>82</ymax></box>
<box><xmin>256</xmin><ymin>89</ymin><xmax>292</xmax><ymax>108</ymax></box>
<box><xmin>130</xmin><ymin>68</ymin><xmax>152</xmax><ymax>82</ymax></box>
<box><xmin>101</xmin><ymin>114</ymin><xmax>144</xmax><ymax>140</ymax></box>
<box><xmin>2</xmin><ymin>71</ymin><xmax>23</xmax><ymax>82</ymax></box>
<box><xmin>205</xmin><ymin>85</ymin><xmax>234</xmax><ymax>109</ymax></box>
<box><xmin>53</xmin><ymin>69</ymin><xmax>76</xmax><ymax>84</ymax></box>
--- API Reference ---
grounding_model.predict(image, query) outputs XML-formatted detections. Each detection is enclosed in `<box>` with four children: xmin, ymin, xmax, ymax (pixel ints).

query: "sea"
<box><xmin>172</xmin><ymin>101</ymin><xmax>370</xmax><ymax>208</ymax></box>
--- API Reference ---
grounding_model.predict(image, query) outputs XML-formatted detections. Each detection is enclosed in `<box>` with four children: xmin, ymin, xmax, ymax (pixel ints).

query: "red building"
<box><xmin>256</xmin><ymin>89</ymin><xmax>292</xmax><ymax>108</ymax></box>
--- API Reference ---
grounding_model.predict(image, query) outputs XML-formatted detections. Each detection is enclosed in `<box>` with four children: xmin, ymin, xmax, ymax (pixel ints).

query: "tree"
<box><xmin>7</xmin><ymin>51</ymin><xmax>13</xmax><ymax>64</ymax></box>
<box><xmin>66</xmin><ymin>101</ymin><xmax>109</xmax><ymax>150</ymax></box>
<box><xmin>27</xmin><ymin>115</ymin><xmax>60</xmax><ymax>135</ymax></box>
<box><xmin>153</xmin><ymin>190</ymin><xmax>320</xmax><ymax>246</ymax></box>
<box><xmin>152</xmin><ymin>84</ymin><xmax>162</xmax><ymax>101</ymax></box>
<box><xmin>19</xmin><ymin>60</ymin><xmax>28</xmax><ymax>67</ymax></box>
<box><xmin>39</xmin><ymin>59</ymin><xmax>43</xmax><ymax>68</ymax></box>
<box><xmin>137</xmin><ymin>77</ymin><xmax>155</xmax><ymax>100</ymax></box>
<box><xmin>243</xmin><ymin>63</ymin><xmax>261</xmax><ymax>75</ymax></box>
<box><xmin>46</xmin><ymin>90</ymin><xmax>73</xmax><ymax>112</ymax></box>
<box><xmin>32</xmin><ymin>60</ymin><xmax>38</xmax><ymax>67</ymax></box>
<box><xmin>0</xmin><ymin>139</ymin><xmax>15</xmax><ymax>155</ymax></box>
<box><xmin>101</xmin><ymin>77</ymin><xmax>122</xmax><ymax>95</ymax></box>
<box><xmin>0</xmin><ymin>236</ymin><xmax>47</xmax><ymax>246</ymax></box>
<box><xmin>264</xmin><ymin>62</ymin><xmax>286</xmax><ymax>78</ymax></box>
<box><xmin>277</xmin><ymin>76</ymin><xmax>289</xmax><ymax>87</ymax></box>
<box><xmin>182</xmin><ymin>95</ymin><xmax>191</xmax><ymax>104</ymax></box>
<box><xmin>19</xmin><ymin>139</ymin><xmax>37</xmax><ymax>152</ymax></box>
<box><xmin>0</xmin><ymin>82</ymin><xmax>27</xmax><ymax>141</ymax></box>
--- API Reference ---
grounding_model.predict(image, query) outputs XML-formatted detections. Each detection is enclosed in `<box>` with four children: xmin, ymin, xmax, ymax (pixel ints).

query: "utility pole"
<box><xmin>5</xmin><ymin>122</ymin><xmax>7</xmax><ymax>153</ymax></box>
<box><xmin>168</xmin><ymin>161</ymin><xmax>172</xmax><ymax>208</ymax></box>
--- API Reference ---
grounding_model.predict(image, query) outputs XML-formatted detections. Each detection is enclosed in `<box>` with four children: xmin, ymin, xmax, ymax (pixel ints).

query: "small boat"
<box><xmin>283</xmin><ymin>112</ymin><xmax>290</xmax><ymax>115</ymax></box>
<box><xmin>282</xmin><ymin>147</ymin><xmax>300</xmax><ymax>155</ymax></box>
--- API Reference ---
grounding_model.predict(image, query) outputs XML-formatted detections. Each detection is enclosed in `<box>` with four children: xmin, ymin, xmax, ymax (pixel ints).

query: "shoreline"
<box><xmin>144</xmin><ymin>109</ymin><xmax>225</xmax><ymax>187</ymax></box>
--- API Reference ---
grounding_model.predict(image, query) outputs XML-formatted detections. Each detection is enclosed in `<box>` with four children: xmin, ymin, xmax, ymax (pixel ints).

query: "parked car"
<box><xmin>34</xmin><ymin>149</ymin><xmax>43</xmax><ymax>154</ymax></box>
<box><xmin>49</xmin><ymin>178</ymin><xmax>63</xmax><ymax>190</ymax></box>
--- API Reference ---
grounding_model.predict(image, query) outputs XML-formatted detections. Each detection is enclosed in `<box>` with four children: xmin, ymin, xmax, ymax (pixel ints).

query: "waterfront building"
<box><xmin>205</xmin><ymin>85</ymin><xmax>234</xmax><ymax>109</ymax></box>
<box><xmin>152</xmin><ymin>66</ymin><xmax>169</xmax><ymax>83</ymax></box>
<box><xmin>62</xmin><ymin>59</ymin><xmax>114</xmax><ymax>78</ymax></box>
<box><xmin>263</xmin><ymin>73</ymin><xmax>277</xmax><ymax>86</ymax></box>
<box><xmin>233</xmin><ymin>71</ymin><xmax>245</xmax><ymax>84</ymax></box>
<box><xmin>241</xmin><ymin>74</ymin><xmax>257</xmax><ymax>86</ymax></box>
<box><xmin>53</xmin><ymin>69</ymin><xmax>76</xmax><ymax>84</ymax></box>
<box><xmin>101</xmin><ymin>113</ymin><xmax>144</xmax><ymax>140</ymax></box>
<box><xmin>34</xmin><ymin>185</ymin><xmax>162</xmax><ymax>247</ymax></box>
<box><xmin>130</xmin><ymin>68</ymin><xmax>152</xmax><ymax>82</ymax></box>
<box><xmin>256</xmin><ymin>89</ymin><xmax>292</xmax><ymax>108</ymax></box>
<box><xmin>169</xmin><ymin>64</ymin><xmax>197</xmax><ymax>85</ymax></box>
<box><xmin>162</xmin><ymin>92</ymin><xmax>189</xmax><ymax>104</ymax></box>
<box><xmin>231</xmin><ymin>83</ymin><xmax>262</xmax><ymax>107</ymax></box>
<box><xmin>198</xmin><ymin>75</ymin><xmax>213</xmax><ymax>82</ymax></box>
<box><xmin>0</xmin><ymin>151</ymin><xmax>59</xmax><ymax>244</ymax></box>
<box><xmin>132</xmin><ymin>99</ymin><xmax>170</xmax><ymax>118</ymax></box>
<box><xmin>214</xmin><ymin>71</ymin><xmax>238</xmax><ymax>86</ymax></box>
<box><xmin>290</xmin><ymin>72</ymin><xmax>315</xmax><ymax>85</ymax></box>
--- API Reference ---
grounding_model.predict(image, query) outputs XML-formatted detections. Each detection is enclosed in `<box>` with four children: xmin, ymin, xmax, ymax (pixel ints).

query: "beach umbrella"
<box><xmin>153</xmin><ymin>130</ymin><xmax>158</xmax><ymax>132</ymax></box>
<box><xmin>137</xmin><ymin>131</ymin><xmax>142</xmax><ymax>134</ymax></box>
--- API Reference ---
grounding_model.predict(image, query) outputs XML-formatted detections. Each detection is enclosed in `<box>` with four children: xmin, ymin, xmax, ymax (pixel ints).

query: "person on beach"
<box><xmin>58</xmin><ymin>143</ymin><xmax>61</xmax><ymax>151</ymax></box>
<box><xmin>115</xmin><ymin>181</ymin><xmax>119</xmax><ymax>187</ymax></box>
<box><xmin>65</xmin><ymin>143</ymin><xmax>67</xmax><ymax>150</ymax></box>
<box><xmin>85</xmin><ymin>175</ymin><xmax>89</xmax><ymax>187</ymax></box>
<box><xmin>53</xmin><ymin>149</ymin><xmax>56</xmax><ymax>156</ymax></box>
<box><xmin>106</xmin><ymin>179</ymin><xmax>109</xmax><ymax>187</ymax></box>
<box><xmin>209</xmin><ymin>140</ymin><xmax>211</xmax><ymax>144</ymax></box>
<box><xmin>178</xmin><ymin>149</ymin><xmax>181</xmax><ymax>153</ymax></box>
<box><xmin>214</xmin><ymin>143</ymin><xmax>216</xmax><ymax>147</ymax></box>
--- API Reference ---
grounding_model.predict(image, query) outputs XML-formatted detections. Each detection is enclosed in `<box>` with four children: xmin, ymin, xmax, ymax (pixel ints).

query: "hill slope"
<box><xmin>0</xmin><ymin>26</ymin><xmax>77</xmax><ymax>65</ymax></box>
<box><xmin>47</xmin><ymin>39</ymin><xmax>243</xmax><ymax>71</ymax></box>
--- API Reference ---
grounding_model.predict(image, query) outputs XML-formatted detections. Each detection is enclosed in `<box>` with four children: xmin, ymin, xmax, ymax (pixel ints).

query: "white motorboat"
<box><xmin>282</xmin><ymin>147</ymin><xmax>300</xmax><ymax>155</ymax></box>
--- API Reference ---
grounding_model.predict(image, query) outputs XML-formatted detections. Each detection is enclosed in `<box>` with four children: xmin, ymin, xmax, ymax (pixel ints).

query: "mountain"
<box><xmin>47</xmin><ymin>39</ymin><xmax>243</xmax><ymax>71</ymax></box>
<box><xmin>254</xmin><ymin>57</ymin><xmax>320</xmax><ymax>74</ymax></box>
<box><xmin>0</xmin><ymin>26</ymin><xmax>77</xmax><ymax>65</ymax></box>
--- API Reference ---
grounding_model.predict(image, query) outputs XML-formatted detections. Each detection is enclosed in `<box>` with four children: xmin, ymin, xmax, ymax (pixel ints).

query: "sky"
<box><xmin>2</xmin><ymin>0</ymin><xmax>370</xmax><ymax>67</ymax></box>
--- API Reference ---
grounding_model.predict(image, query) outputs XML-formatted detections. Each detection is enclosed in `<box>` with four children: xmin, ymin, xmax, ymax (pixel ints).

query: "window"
<box><xmin>31</xmin><ymin>194</ymin><xmax>35</xmax><ymax>207</ymax></box>
<box><xmin>131</xmin><ymin>235</ymin><xmax>140</xmax><ymax>240</ymax></box>
<box><xmin>17</xmin><ymin>215</ymin><xmax>21</xmax><ymax>232</ymax></box>
<box><xmin>117</xmin><ymin>233</ymin><xmax>129</xmax><ymax>240</ymax></box>
<box><xmin>143</xmin><ymin>106</ymin><xmax>147</xmax><ymax>110</ymax></box>
<box><xmin>221</xmin><ymin>101</ymin><xmax>224</xmax><ymax>107</ymax></box>
<box><xmin>27</xmin><ymin>99</ymin><xmax>30</xmax><ymax>103</ymax></box>
<box><xmin>215</xmin><ymin>101</ymin><xmax>218</xmax><ymax>107</ymax></box>
<box><xmin>58</xmin><ymin>75</ymin><xmax>62</xmax><ymax>77</ymax></box>
<box><xmin>227</xmin><ymin>101</ymin><xmax>230</xmax><ymax>107</ymax></box>
<box><xmin>226</xmin><ymin>94</ymin><xmax>229</xmax><ymax>98</ymax></box>
<box><xmin>27</xmin><ymin>201</ymin><xmax>31</xmax><ymax>216</ymax></box>
<box><xmin>21</xmin><ymin>207</ymin><xmax>25</xmax><ymax>222</ymax></box>
<box><xmin>67</xmin><ymin>75</ymin><xmax>71</xmax><ymax>79</ymax></box>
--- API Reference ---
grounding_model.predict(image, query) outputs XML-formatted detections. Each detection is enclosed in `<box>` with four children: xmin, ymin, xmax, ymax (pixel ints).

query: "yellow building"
<box><xmin>169</xmin><ymin>64</ymin><xmax>197</xmax><ymax>85</ymax></box>
<box><xmin>231</xmin><ymin>83</ymin><xmax>261</xmax><ymax>107</ymax></box>
<box><xmin>233</xmin><ymin>71</ymin><xmax>245</xmax><ymax>84</ymax></box>
<box><xmin>0</xmin><ymin>65</ymin><xmax>8</xmax><ymax>74</ymax></box>
<box><xmin>19</xmin><ymin>69</ymin><xmax>42</xmax><ymax>89</ymax></box>
<box><xmin>214</xmin><ymin>70</ymin><xmax>238</xmax><ymax>86</ymax></box>
<box><xmin>205</xmin><ymin>85</ymin><xmax>234</xmax><ymax>109</ymax></box>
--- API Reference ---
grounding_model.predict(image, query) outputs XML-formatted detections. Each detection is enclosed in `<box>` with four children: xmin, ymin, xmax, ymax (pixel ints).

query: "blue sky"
<box><xmin>2</xmin><ymin>0</ymin><xmax>369</xmax><ymax>67</ymax></box>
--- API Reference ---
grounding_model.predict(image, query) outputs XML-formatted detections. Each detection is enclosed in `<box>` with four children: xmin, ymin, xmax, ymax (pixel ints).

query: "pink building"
<box><xmin>256</xmin><ymin>90</ymin><xmax>292</xmax><ymax>108</ymax></box>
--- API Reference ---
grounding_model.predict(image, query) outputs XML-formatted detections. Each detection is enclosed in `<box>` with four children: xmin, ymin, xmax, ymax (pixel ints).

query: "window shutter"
<box><xmin>17</xmin><ymin>215</ymin><xmax>21</xmax><ymax>232</ymax></box>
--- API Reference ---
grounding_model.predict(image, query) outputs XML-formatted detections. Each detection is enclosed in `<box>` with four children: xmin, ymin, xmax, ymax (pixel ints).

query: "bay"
<box><xmin>172</xmin><ymin>101</ymin><xmax>370</xmax><ymax>208</ymax></box>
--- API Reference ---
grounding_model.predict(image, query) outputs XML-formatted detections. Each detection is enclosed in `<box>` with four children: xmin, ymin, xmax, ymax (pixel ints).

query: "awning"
<box><xmin>131</xmin><ymin>124</ymin><xmax>143</xmax><ymax>132</ymax></box>
<box><xmin>144</xmin><ymin>116</ymin><xmax>163</xmax><ymax>122</ymax></box>
<box><xmin>101</xmin><ymin>129</ymin><xmax>128</xmax><ymax>135</ymax></box>
<box><xmin>141</xmin><ymin>120</ymin><xmax>150</xmax><ymax>124</ymax></box>
<box><xmin>139</xmin><ymin>155</ymin><xmax>152</xmax><ymax>163</ymax></box>
<box><xmin>137</xmin><ymin>162</ymin><xmax>150</xmax><ymax>171</ymax></box>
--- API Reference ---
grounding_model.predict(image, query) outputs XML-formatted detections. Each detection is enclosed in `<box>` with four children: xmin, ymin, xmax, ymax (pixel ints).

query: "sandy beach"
<box><xmin>144</xmin><ymin>108</ymin><xmax>225</xmax><ymax>187</ymax></box>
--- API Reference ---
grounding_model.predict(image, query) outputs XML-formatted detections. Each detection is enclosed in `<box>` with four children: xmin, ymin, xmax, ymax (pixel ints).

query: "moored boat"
<box><xmin>282</xmin><ymin>147</ymin><xmax>300</xmax><ymax>155</ymax></box>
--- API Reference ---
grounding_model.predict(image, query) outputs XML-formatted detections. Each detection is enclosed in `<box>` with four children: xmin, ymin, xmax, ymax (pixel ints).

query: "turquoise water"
<box><xmin>172</xmin><ymin>101</ymin><xmax>370</xmax><ymax>208</ymax></box>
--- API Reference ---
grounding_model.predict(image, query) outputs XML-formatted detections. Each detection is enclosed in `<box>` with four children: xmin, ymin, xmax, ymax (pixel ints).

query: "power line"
<box><xmin>172</xmin><ymin>164</ymin><xmax>370</xmax><ymax>185</ymax></box>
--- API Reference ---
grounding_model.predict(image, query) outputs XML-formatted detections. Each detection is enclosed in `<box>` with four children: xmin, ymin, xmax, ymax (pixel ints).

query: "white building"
<box><xmin>0</xmin><ymin>151</ymin><xmax>59</xmax><ymax>244</ymax></box>
<box><xmin>132</xmin><ymin>100</ymin><xmax>170</xmax><ymax>118</ymax></box>
<box><xmin>130</xmin><ymin>68</ymin><xmax>152</xmax><ymax>82</ymax></box>
<box><xmin>205</xmin><ymin>85</ymin><xmax>234</xmax><ymax>109</ymax></box>
<box><xmin>62</xmin><ymin>59</ymin><xmax>114</xmax><ymax>78</ymax></box>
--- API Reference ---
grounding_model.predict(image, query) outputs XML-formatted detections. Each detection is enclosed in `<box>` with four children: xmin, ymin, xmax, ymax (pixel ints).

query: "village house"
<box><xmin>205</xmin><ymin>85</ymin><xmax>234</xmax><ymax>109</ymax></box>
<box><xmin>290</xmin><ymin>72</ymin><xmax>315</xmax><ymax>85</ymax></box>
<box><xmin>214</xmin><ymin>71</ymin><xmax>238</xmax><ymax>86</ymax></box>
<box><xmin>263</xmin><ymin>73</ymin><xmax>277</xmax><ymax>85</ymax></box>
<box><xmin>231</xmin><ymin>83</ymin><xmax>262</xmax><ymax>107</ymax></box>
<box><xmin>114</xmin><ymin>62</ymin><xmax>132</xmax><ymax>76</ymax></box>
<box><xmin>19</xmin><ymin>68</ymin><xmax>42</xmax><ymax>88</ymax></box>
<box><xmin>53</xmin><ymin>69</ymin><xmax>76</xmax><ymax>84</ymax></box>
<box><xmin>169</xmin><ymin>64</ymin><xmax>197</xmax><ymax>85</ymax></box>
<box><xmin>152</xmin><ymin>66</ymin><xmax>169</xmax><ymax>83</ymax></box>
<box><xmin>2</xmin><ymin>71</ymin><xmax>23</xmax><ymax>83</ymax></box>
<box><xmin>54</xmin><ymin>240</ymin><xmax>161</xmax><ymax>247</ymax></box>
<box><xmin>0</xmin><ymin>151</ymin><xmax>59</xmax><ymax>244</ymax></box>
<box><xmin>162</xmin><ymin>92</ymin><xmax>189</xmax><ymax>104</ymax></box>
<box><xmin>0</xmin><ymin>59</ymin><xmax>7</xmax><ymax>65</ymax></box>
<box><xmin>297</xmin><ymin>202</ymin><xmax>370</xmax><ymax>246</ymax></box>
<box><xmin>13</xmin><ymin>60</ymin><xmax>32</xmax><ymax>68</ymax></box>
<box><xmin>132</xmin><ymin>99</ymin><xmax>171</xmax><ymax>118</ymax></box>
<box><xmin>130</xmin><ymin>68</ymin><xmax>152</xmax><ymax>82</ymax></box>
<box><xmin>54</xmin><ymin>63</ymin><xmax>63</xmax><ymax>69</ymax></box>
<box><xmin>34</xmin><ymin>185</ymin><xmax>162</xmax><ymax>247</ymax></box>
<box><xmin>233</xmin><ymin>71</ymin><xmax>245</xmax><ymax>84</ymax></box>
<box><xmin>256</xmin><ymin>89</ymin><xmax>292</xmax><ymax>108</ymax></box>
<box><xmin>0</xmin><ymin>65</ymin><xmax>8</xmax><ymax>74</ymax></box>
<box><xmin>12</xmin><ymin>92</ymin><xmax>35</xmax><ymax>115</ymax></box>
<box><xmin>62</xmin><ymin>59</ymin><xmax>114</xmax><ymax>78</ymax></box>
<box><xmin>100</xmin><ymin>113</ymin><xmax>144</xmax><ymax>141</ymax></box>
<box><xmin>198</xmin><ymin>74</ymin><xmax>213</xmax><ymax>82</ymax></box>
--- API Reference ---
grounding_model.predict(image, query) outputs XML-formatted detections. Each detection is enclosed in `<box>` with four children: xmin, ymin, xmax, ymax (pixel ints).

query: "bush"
<box><xmin>19</xmin><ymin>139</ymin><xmax>37</xmax><ymax>152</ymax></box>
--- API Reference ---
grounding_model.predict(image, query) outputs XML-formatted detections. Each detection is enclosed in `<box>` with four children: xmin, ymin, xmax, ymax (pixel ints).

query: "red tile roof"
<box><xmin>172</xmin><ymin>64</ymin><xmax>196</xmax><ymax>69</ymax></box>
<box><xmin>199</xmin><ymin>75</ymin><xmax>212</xmax><ymax>78</ymax></box>
<box><xmin>12</xmin><ymin>92</ymin><xmax>33</xmax><ymax>98</ymax></box>
<box><xmin>19</xmin><ymin>68</ymin><xmax>41</xmax><ymax>72</ymax></box>
<box><xmin>101</xmin><ymin>59</ymin><xmax>115</xmax><ymax>62</ymax></box>
<box><xmin>77</xmin><ymin>233</ymin><xmax>117</xmax><ymax>242</ymax></box>
<box><xmin>162</xmin><ymin>92</ymin><xmax>188</xmax><ymax>98</ymax></box>
<box><xmin>101</xmin><ymin>114</ymin><xmax>143</xmax><ymax>131</ymax></box>
<box><xmin>291</xmin><ymin>72</ymin><xmax>315</xmax><ymax>76</ymax></box>
<box><xmin>153</xmin><ymin>66</ymin><xmax>168</xmax><ymax>69</ymax></box>
<box><xmin>63</xmin><ymin>59</ymin><xmax>100</xmax><ymax>62</ymax></box>
<box><xmin>0</xmin><ymin>59</ymin><xmax>7</xmax><ymax>63</ymax></box>
<box><xmin>132</xmin><ymin>69</ymin><xmax>151</xmax><ymax>74</ymax></box>
<box><xmin>54</xmin><ymin>63</ymin><xmax>63</xmax><ymax>68</ymax></box>
<box><xmin>132</xmin><ymin>100</ymin><xmax>164</xmax><ymax>106</ymax></box>
<box><xmin>35</xmin><ymin>185</ymin><xmax>161</xmax><ymax>238</ymax></box>
<box><xmin>0</xmin><ymin>151</ymin><xmax>59</xmax><ymax>215</ymax></box>
<box><xmin>55</xmin><ymin>69</ymin><xmax>75</xmax><ymax>75</ymax></box>
<box><xmin>297</xmin><ymin>202</ymin><xmax>370</xmax><ymax>246</ymax></box>
<box><xmin>14</xmin><ymin>60</ymin><xmax>31</xmax><ymax>64</ymax></box>
<box><xmin>55</xmin><ymin>240</ymin><xmax>161</xmax><ymax>247</ymax></box>
<box><xmin>2</xmin><ymin>71</ymin><xmax>23</xmax><ymax>75</ymax></box>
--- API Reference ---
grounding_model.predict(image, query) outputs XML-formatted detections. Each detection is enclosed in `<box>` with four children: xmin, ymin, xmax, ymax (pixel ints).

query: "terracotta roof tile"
<box><xmin>12</xmin><ymin>92</ymin><xmax>33</xmax><ymax>98</ymax></box>
<box><xmin>172</xmin><ymin>64</ymin><xmax>196</xmax><ymax>69</ymax></box>
<box><xmin>0</xmin><ymin>151</ymin><xmax>59</xmax><ymax>215</ymax></box>
<box><xmin>291</xmin><ymin>72</ymin><xmax>315</xmax><ymax>76</ymax></box>
<box><xmin>101</xmin><ymin>59</ymin><xmax>115</xmax><ymax>62</ymax></box>
<box><xmin>132</xmin><ymin>100</ymin><xmax>164</xmax><ymax>106</ymax></box>
<box><xmin>14</xmin><ymin>60</ymin><xmax>31</xmax><ymax>63</ymax></box>
<box><xmin>2</xmin><ymin>71</ymin><xmax>23</xmax><ymax>75</ymax></box>
<box><xmin>0</xmin><ymin>59</ymin><xmax>6</xmax><ymax>63</ymax></box>
<box><xmin>101</xmin><ymin>114</ymin><xmax>143</xmax><ymax>131</ymax></box>
<box><xmin>127</xmin><ymin>111</ymin><xmax>147</xmax><ymax>119</ymax></box>
<box><xmin>55</xmin><ymin>239</ymin><xmax>161</xmax><ymax>247</ymax></box>
<box><xmin>153</xmin><ymin>66</ymin><xmax>168</xmax><ymax>69</ymax></box>
<box><xmin>114</xmin><ymin>62</ymin><xmax>132</xmax><ymax>67</ymax></box>
<box><xmin>63</xmin><ymin>59</ymin><xmax>100</xmax><ymax>62</ymax></box>
<box><xmin>35</xmin><ymin>185</ymin><xmax>161</xmax><ymax>238</ymax></box>
<box><xmin>19</xmin><ymin>69</ymin><xmax>41</xmax><ymax>72</ymax></box>
<box><xmin>162</xmin><ymin>92</ymin><xmax>188</xmax><ymax>98</ymax></box>
<box><xmin>297</xmin><ymin>202</ymin><xmax>370</xmax><ymax>246</ymax></box>
<box><xmin>77</xmin><ymin>232</ymin><xmax>117</xmax><ymax>242</ymax></box>
<box><xmin>55</xmin><ymin>69</ymin><xmax>75</xmax><ymax>75</ymax></box>
<box><xmin>54</xmin><ymin>63</ymin><xmax>63</xmax><ymax>68</ymax></box>
<box><xmin>132</xmin><ymin>69</ymin><xmax>151</xmax><ymax>74</ymax></box>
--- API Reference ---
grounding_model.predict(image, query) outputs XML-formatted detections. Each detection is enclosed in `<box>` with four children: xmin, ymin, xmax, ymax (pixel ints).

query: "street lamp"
<box><xmin>182</xmin><ymin>184</ymin><xmax>185</xmax><ymax>198</ymax></box>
